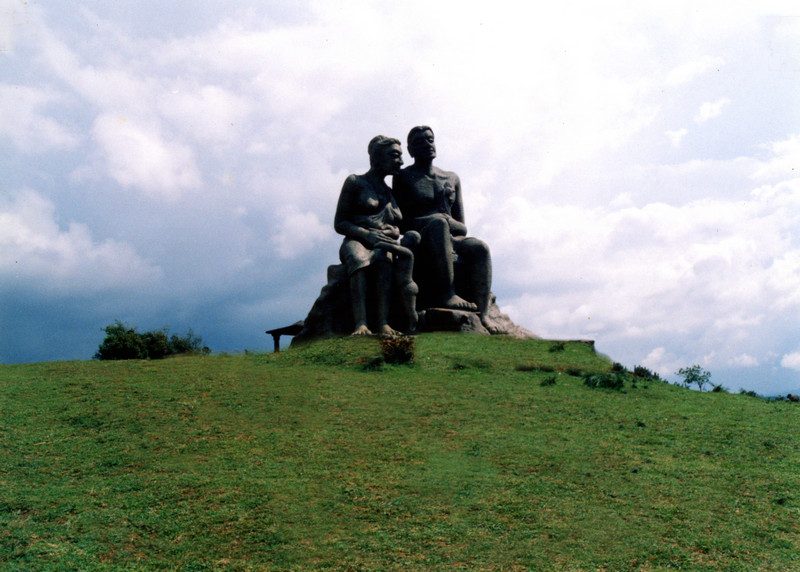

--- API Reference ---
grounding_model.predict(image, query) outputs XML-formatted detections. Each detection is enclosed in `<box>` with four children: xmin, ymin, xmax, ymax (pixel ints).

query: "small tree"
<box><xmin>676</xmin><ymin>365</ymin><xmax>711</xmax><ymax>391</ymax></box>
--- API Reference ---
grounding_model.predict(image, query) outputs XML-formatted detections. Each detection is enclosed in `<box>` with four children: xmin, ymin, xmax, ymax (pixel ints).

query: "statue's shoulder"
<box><xmin>393</xmin><ymin>168</ymin><xmax>418</xmax><ymax>193</ymax></box>
<box><xmin>395</xmin><ymin>166</ymin><xmax>415</xmax><ymax>183</ymax></box>
<box><xmin>342</xmin><ymin>173</ymin><xmax>366</xmax><ymax>191</ymax></box>
<box><xmin>432</xmin><ymin>166</ymin><xmax>460</xmax><ymax>184</ymax></box>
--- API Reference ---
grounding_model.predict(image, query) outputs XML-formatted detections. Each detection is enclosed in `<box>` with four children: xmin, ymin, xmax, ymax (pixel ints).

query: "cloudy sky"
<box><xmin>2</xmin><ymin>0</ymin><xmax>799</xmax><ymax>394</ymax></box>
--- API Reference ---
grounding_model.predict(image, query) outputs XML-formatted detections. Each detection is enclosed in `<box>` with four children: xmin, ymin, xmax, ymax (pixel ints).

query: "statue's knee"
<box><xmin>428</xmin><ymin>215</ymin><xmax>449</xmax><ymax>233</ymax></box>
<box><xmin>463</xmin><ymin>237</ymin><xmax>490</xmax><ymax>258</ymax></box>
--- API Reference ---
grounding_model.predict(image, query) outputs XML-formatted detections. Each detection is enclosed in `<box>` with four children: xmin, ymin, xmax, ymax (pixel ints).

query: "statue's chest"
<box><xmin>409</xmin><ymin>175</ymin><xmax>440</xmax><ymax>204</ymax></box>
<box><xmin>355</xmin><ymin>183</ymin><xmax>399</xmax><ymax>221</ymax></box>
<box><xmin>358</xmin><ymin>194</ymin><xmax>380</xmax><ymax>212</ymax></box>
<box><xmin>355</xmin><ymin>184</ymin><xmax>385</xmax><ymax>212</ymax></box>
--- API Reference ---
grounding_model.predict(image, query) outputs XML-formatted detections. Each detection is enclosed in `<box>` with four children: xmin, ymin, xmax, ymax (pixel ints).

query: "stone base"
<box><xmin>418</xmin><ymin>303</ymin><xmax>538</xmax><ymax>340</ymax></box>
<box><xmin>419</xmin><ymin>307</ymin><xmax>483</xmax><ymax>333</ymax></box>
<box><xmin>292</xmin><ymin>263</ymin><xmax>538</xmax><ymax>346</ymax></box>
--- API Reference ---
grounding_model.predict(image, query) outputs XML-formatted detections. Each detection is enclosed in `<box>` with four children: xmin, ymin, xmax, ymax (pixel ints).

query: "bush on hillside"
<box><xmin>379</xmin><ymin>335</ymin><xmax>415</xmax><ymax>364</ymax></box>
<box><xmin>633</xmin><ymin>365</ymin><xmax>661</xmax><ymax>381</ymax></box>
<box><xmin>583</xmin><ymin>372</ymin><xmax>628</xmax><ymax>391</ymax></box>
<box><xmin>94</xmin><ymin>321</ymin><xmax>210</xmax><ymax>360</ymax></box>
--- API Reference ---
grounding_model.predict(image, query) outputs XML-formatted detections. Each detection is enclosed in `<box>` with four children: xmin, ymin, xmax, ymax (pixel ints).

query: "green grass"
<box><xmin>1</xmin><ymin>333</ymin><xmax>799</xmax><ymax>570</ymax></box>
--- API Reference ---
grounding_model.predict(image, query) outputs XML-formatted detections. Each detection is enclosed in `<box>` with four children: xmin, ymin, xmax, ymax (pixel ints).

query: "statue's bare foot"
<box><xmin>443</xmin><ymin>294</ymin><xmax>478</xmax><ymax>312</ymax></box>
<box><xmin>407</xmin><ymin>312</ymin><xmax>418</xmax><ymax>335</ymax></box>
<box><xmin>480</xmin><ymin>314</ymin><xmax>503</xmax><ymax>335</ymax></box>
<box><xmin>377</xmin><ymin>324</ymin><xmax>400</xmax><ymax>336</ymax></box>
<box><xmin>352</xmin><ymin>324</ymin><xmax>372</xmax><ymax>336</ymax></box>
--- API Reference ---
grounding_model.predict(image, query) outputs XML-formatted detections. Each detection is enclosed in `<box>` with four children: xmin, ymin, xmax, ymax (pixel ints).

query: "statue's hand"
<box><xmin>381</xmin><ymin>226</ymin><xmax>400</xmax><ymax>240</ymax></box>
<box><xmin>364</xmin><ymin>228</ymin><xmax>393</xmax><ymax>247</ymax></box>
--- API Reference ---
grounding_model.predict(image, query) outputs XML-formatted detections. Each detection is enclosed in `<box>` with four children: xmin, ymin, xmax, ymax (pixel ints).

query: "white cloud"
<box><xmin>694</xmin><ymin>98</ymin><xmax>731</xmax><ymax>124</ymax></box>
<box><xmin>489</xmin><ymin>161</ymin><xmax>800</xmax><ymax>383</ymax></box>
<box><xmin>666</xmin><ymin>128</ymin><xmax>688</xmax><ymax>148</ymax></box>
<box><xmin>780</xmin><ymin>352</ymin><xmax>800</xmax><ymax>371</ymax></box>
<box><xmin>666</xmin><ymin>56</ymin><xmax>725</xmax><ymax>86</ymax></box>
<box><xmin>771</xmin><ymin>15</ymin><xmax>800</xmax><ymax>72</ymax></box>
<box><xmin>157</xmin><ymin>84</ymin><xmax>253</xmax><ymax>146</ymax></box>
<box><xmin>0</xmin><ymin>0</ymin><xmax>29</xmax><ymax>53</ymax></box>
<box><xmin>637</xmin><ymin>347</ymin><xmax>683</xmax><ymax>379</ymax></box>
<box><xmin>733</xmin><ymin>354</ymin><xmax>759</xmax><ymax>367</ymax></box>
<box><xmin>272</xmin><ymin>206</ymin><xmax>333</xmax><ymax>260</ymax></box>
<box><xmin>0</xmin><ymin>84</ymin><xmax>79</xmax><ymax>152</ymax></box>
<box><xmin>92</xmin><ymin>114</ymin><xmax>202</xmax><ymax>200</ymax></box>
<box><xmin>39</xmin><ymin>30</ymin><xmax>156</xmax><ymax>117</ymax></box>
<box><xmin>0</xmin><ymin>189</ymin><xmax>162</xmax><ymax>294</ymax></box>
<box><xmin>751</xmin><ymin>134</ymin><xmax>800</xmax><ymax>181</ymax></box>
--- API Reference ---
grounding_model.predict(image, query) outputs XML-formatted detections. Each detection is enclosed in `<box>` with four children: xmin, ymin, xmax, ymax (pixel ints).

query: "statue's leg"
<box><xmin>392</xmin><ymin>246</ymin><xmax>419</xmax><ymax>333</ymax></box>
<box><xmin>349</xmin><ymin>269</ymin><xmax>371</xmax><ymax>336</ymax></box>
<box><xmin>374</xmin><ymin>259</ymin><xmax>399</xmax><ymax>336</ymax></box>
<box><xmin>423</xmin><ymin>217</ymin><xmax>476</xmax><ymax>311</ymax></box>
<box><xmin>460</xmin><ymin>238</ymin><xmax>500</xmax><ymax>333</ymax></box>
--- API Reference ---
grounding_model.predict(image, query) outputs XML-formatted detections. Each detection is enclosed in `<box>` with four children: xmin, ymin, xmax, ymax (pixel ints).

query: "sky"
<box><xmin>1</xmin><ymin>0</ymin><xmax>799</xmax><ymax>395</ymax></box>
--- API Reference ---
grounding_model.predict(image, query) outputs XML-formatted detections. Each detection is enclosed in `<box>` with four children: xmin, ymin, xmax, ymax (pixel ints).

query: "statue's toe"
<box><xmin>444</xmin><ymin>295</ymin><xmax>478</xmax><ymax>312</ymax></box>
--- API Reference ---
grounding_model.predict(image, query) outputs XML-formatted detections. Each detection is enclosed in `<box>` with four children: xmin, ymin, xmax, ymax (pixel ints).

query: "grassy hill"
<box><xmin>1</xmin><ymin>334</ymin><xmax>799</xmax><ymax>570</ymax></box>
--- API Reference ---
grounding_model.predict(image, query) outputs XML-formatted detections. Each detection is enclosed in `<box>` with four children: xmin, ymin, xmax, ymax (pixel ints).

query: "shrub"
<box><xmin>515</xmin><ymin>363</ymin><xmax>555</xmax><ymax>373</ymax></box>
<box><xmin>170</xmin><ymin>329</ymin><xmax>208</xmax><ymax>355</ymax></box>
<box><xmin>379</xmin><ymin>335</ymin><xmax>415</xmax><ymax>364</ymax></box>
<box><xmin>94</xmin><ymin>321</ymin><xmax>147</xmax><ymax>360</ymax></box>
<box><xmin>583</xmin><ymin>372</ymin><xmax>627</xmax><ymax>391</ymax></box>
<box><xmin>452</xmin><ymin>357</ymin><xmax>492</xmax><ymax>371</ymax></box>
<box><xmin>611</xmin><ymin>362</ymin><xmax>627</xmax><ymax>373</ymax></box>
<box><xmin>94</xmin><ymin>321</ymin><xmax>210</xmax><ymax>360</ymax></box>
<box><xmin>582</xmin><ymin>362</ymin><xmax>642</xmax><ymax>390</ymax></box>
<box><xmin>549</xmin><ymin>341</ymin><xmax>566</xmax><ymax>353</ymax></box>
<box><xmin>540</xmin><ymin>375</ymin><xmax>557</xmax><ymax>387</ymax></box>
<box><xmin>633</xmin><ymin>365</ymin><xmax>661</xmax><ymax>381</ymax></box>
<box><xmin>142</xmin><ymin>330</ymin><xmax>172</xmax><ymax>360</ymax></box>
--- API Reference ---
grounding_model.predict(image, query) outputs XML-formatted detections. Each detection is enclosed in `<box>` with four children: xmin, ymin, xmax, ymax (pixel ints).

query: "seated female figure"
<box><xmin>334</xmin><ymin>135</ymin><xmax>419</xmax><ymax>335</ymax></box>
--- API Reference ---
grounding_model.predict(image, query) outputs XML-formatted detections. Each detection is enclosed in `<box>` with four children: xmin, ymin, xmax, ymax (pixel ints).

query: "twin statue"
<box><xmin>333</xmin><ymin>126</ymin><xmax>497</xmax><ymax>336</ymax></box>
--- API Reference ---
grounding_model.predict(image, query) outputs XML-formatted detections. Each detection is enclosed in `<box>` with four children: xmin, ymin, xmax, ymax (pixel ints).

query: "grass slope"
<box><xmin>1</xmin><ymin>334</ymin><xmax>799</xmax><ymax>570</ymax></box>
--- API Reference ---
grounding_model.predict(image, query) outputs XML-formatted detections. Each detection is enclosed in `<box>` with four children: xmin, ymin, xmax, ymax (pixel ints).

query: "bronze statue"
<box><xmin>334</xmin><ymin>135</ymin><xmax>419</xmax><ymax>336</ymax></box>
<box><xmin>291</xmin><ymin>128</ymin><xmax>537</xmax><ymax>347</ymax></box>
<box><xmin>393</xmin><ymin>126</ymin><xmax>499</xmax><ymax>333</ymax></box>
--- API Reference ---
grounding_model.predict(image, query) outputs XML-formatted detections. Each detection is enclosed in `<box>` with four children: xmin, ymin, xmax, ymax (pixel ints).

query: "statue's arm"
<box><xmin>334</xmin><ymin>176</ymin><xmax>367</xmax><ymax>238</ymax></box>
<box><xmin>448</xmin><ymin>175</ymin><xmax>468</xmax><ymax>236</ymax></box>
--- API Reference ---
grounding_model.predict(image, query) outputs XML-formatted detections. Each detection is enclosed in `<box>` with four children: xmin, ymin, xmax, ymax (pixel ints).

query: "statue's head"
<box><xmin>368</xmin><ymin>135</ymin><xmax>403</xmax><ymax>174</ymax></box>
<box><xmin>407</xmin><ymin>125</ymin><xmax>436</xmax><ymax>161</ymax></box>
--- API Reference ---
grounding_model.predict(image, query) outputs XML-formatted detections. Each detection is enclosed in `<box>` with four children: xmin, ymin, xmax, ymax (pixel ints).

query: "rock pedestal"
<box><xmin>292</xmin><ymin>264</ymin><xmax>537</xmax><ymax>345</ymax></box>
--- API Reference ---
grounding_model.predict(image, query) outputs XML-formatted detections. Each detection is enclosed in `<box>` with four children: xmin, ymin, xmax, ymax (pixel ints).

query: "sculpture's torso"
<box><xmin>393</xmin><ymin>166</ymin><xmax>460</xmax><ymax>223</ymax></box>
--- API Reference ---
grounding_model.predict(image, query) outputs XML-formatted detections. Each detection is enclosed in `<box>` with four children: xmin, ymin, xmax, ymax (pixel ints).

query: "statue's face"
<box><xmin>408</xmin><ymin>129</ymin><xmax>436</xmax><ymax>161</ymax></box>
<box><xmin>378</xmin><ymin>143</ymin><xmax>404</xmax><ymax>175</ymax></box>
